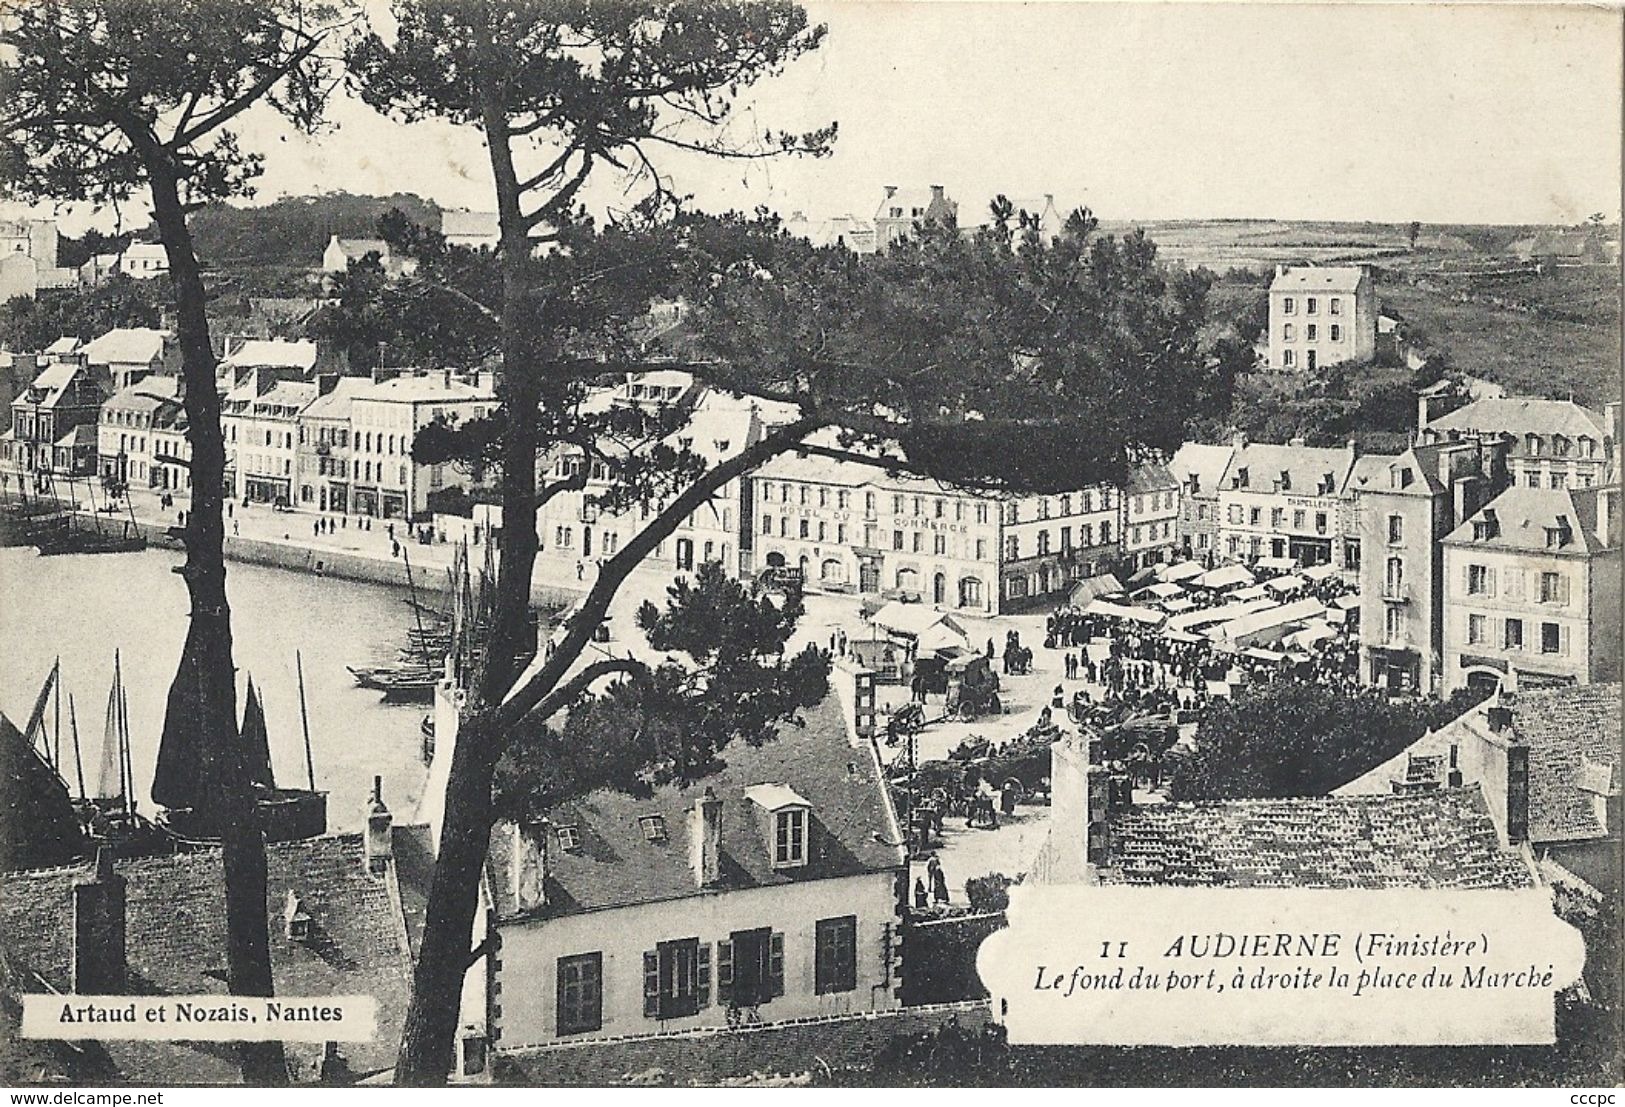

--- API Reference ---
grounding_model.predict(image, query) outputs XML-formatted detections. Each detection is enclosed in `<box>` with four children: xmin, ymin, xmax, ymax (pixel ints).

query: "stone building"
<box><xmin>1267</xmin><ymin>265</ymin><xmax>1377</xmax><ymax>371</ymax></box>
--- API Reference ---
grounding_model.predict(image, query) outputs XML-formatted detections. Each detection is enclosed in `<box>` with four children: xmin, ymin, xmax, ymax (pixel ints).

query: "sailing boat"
<box><xmin>79</xmin><ymin>651</ymin><xmax>167</xmax><ymax>857</ymax></box>
<box><xmin>155</xmin><ymin>671</ymin><xmax>328</xmax><ymax>844</ymax></box>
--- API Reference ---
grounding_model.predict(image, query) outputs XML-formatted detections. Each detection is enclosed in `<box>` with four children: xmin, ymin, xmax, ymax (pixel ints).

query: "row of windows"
<box><xmin>759</xmin><ymin>482</ymin><xmax>996</xmax><ymax>526</ymax></box>
<box><xmin>1227</xmin><ymin>504</ymin><xmax>1331</xmax><ymax>534</ymax></box>
<box><xmin>1464</xmin><ymin>613</ymin><xmax>1569</xmax><ymax>656</ymax></box>
<box><xmin>1130</xmin><ymin>491</ymin><xmax>1177</xmax><ymax>516</ymax></box>
<box><xmin>1006</xmin><ymin>521</ymin><xmax>1113</xmax><ymax>560</ymax></box>
<box><xmin>1524</xmin><ymin>470</ymin><xmax>1595</xmax><ymax>490</ymax></box>
<box><xmin>1280</xmin><ymin>296</ymin><xmax>1343</xmax><ymax>316</ymax></box>
<box><xmin>1280</xmin><ymin>323</ymin><xmax>1343</xmax><ymax>343</ymax></box>
<box><xmin>555</xmin><ymin>918</ymin><xmax>858</xmax><ymax>1035</ymax></box>
<box><xmin>1521</xmin><ymin>433</ymin><xmax>1602</xmax><ymax>459</ymax></box>
<box><xmin>1463</xmin><ymin>564</ymin><xmax>1572</xmax><ymax>605</ymax></box>
<box><xmin>1129</xmin><ymin>520</ymin><xmax>1174</xmax><ymax>546</ymax></box>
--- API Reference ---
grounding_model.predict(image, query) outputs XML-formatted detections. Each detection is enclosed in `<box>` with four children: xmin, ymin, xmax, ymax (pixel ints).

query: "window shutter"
<box><xmin>1506</xmin><ymin>571</ymin><xmax>1523</xmax><ymax>601</ymax></box>
<box><xmin>643</xmin><ymin>951</ymin><xmax>660</xmax><ymax>1018</ymax></box>
<box><xmin>769</xmin><ymin>932</ymin><xmax>785</xmax><ymax>998</ymax></box>
<box><xmin>1560</xmin><ymin>625</ymin><xmax>1571</xmax><ymax>656</ymax></box>
<box><xmin>1560</xmin><ymin>575</ymin><xmax>1571</xmax><ymax>606</ymax></box>
<box><xmin>697</xmin><ymin>944</ymin><xmax>712</xmax><ymax>1009</ymax></box>
<box><xmin>1485</xmin><ymin>568</ymin><xmax>1497</xmax><ymax>597</ymax></box>
<box><xmin>717</xmin><ymin>940</ymin><xmax>733</xmax><ymax>1005</ymax></box>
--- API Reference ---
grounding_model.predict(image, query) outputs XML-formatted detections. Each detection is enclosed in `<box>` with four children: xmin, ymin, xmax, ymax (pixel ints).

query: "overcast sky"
<box><xmin>37</xmin><ymin>2</ymin><xmax>1625</xmax><ymax>232</ymax></box>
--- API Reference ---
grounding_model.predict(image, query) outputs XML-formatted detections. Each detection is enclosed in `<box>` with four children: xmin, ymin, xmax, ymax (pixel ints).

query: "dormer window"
<box><xmin>775</xmin><ymin>809</ymin><xmax>807</xmax><ymax>866</ymax></box>
<box><xmin>1233</xmin><ymin>467</ymin><xmax>1249</xmax><ymax>489</ymax></box>
<box><xmin>745</xmin><ymin>783</ymin><xmax>812</xmax><ymax>869</ymax></box>
<box><xmin>1279</xmin><ymin>470</ymin><xmax>1291</xmax><ymax>491</ymax></box>
<box><xmin>556</xmin><ymin>825</ymin><xmax>581</xmax><ymax>852</ymax></box>
<box><xmin>283</xmin><ymin>890</ymin><xmax>311</xmax><ymax>942</ymax></box>
<box><xmin>638</xmin><ymin>815</ymin><xmax>668</xmax><ymax>843</ymax></box>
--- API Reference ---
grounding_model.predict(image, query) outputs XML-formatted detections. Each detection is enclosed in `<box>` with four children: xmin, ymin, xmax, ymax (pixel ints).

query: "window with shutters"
<box><xmin>1504</xmin><ymin>618</ymin><xmax>1524</xmax><ymax>651</ymax></box>
<box><xmin>644</xmin><ymin>938</ymin><xmax>706</xmax><ymax>1020</ymax></box>
<box><xmin>1468</xmin><ymin>614</ymin><xmax>1486</xmax><ymax>645</ymax></box>
<box><xmin>1388</xmin><ymin>515</ymin><xmax>1404</xmax><ymax>545</ymax></box>
<box><xmin>1539</xmin><ymin>572</ymin><xmax>1568</xmax><ymax>605</ymax></box>
<box><xmin>720</xmin><ymin>928</ymin><xmax>783</xmax><ymax>1007</ymax></box>
<box><xmin>1541</xmin><ymin>622</ymin><xmax>1563</xmax><ymax>655</ymax></box>
<box><xmin>1467</xmin><ymin>564</ymin><xmax>1493</xmax><ymax>595</ymax></box>
<box><xmin>774</xmin><ymin>808</ymin><xmax>807</xmax><ymax>866</ymax></box>
<box><xmin>816</xmin><ymin>916</ymin><xmax>858</xmax><ymax>994</ymax></box>
<box><xmin>556</xmin><ymin>953</ymin><xmax>602</xmax><ymax>1035</ymax></box>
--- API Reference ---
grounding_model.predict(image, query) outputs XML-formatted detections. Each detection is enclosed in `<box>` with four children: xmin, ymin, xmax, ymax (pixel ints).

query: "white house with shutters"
<box><xmin>419</xmin><ymin>663</ymin><xmax>906</xmax><ymax>1068</ymax></box>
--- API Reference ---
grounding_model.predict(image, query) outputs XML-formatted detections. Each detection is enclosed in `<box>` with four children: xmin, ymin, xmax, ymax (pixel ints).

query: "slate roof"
<box><xmin>221</xmin><ymin>339</ymin><xmax>318</xmax><ymax>372</ymax></box>
<box><xmin>1442</xmin><ymin>485</ymin><xmax>1617</xmax><ymax>555</ymax></box>
<box><xmin>1170</xmin><ymin>442</ymin><xmax>1235</xmax><ymax>498</ymax></box>
<box><xmin>81</xmin><ymin>327</ymin><xmax>166</xmax><ymax>366</ymax></box>
<box><xmin>1425</xmin><ymin>397</ymin><xmax>1609</xmax><ymax>446</ymax></box>
<box><xmin>1223</xmin><ymin>441</ymin><xmax>1353</xmax><ymax>497</ymax></box>
<box><xmin>485</xmin><ymin>691</ymin><xmax>904</xmax><ymax>921</ymax></box>
<box><xmin>103</xmin><ymin>376</ymin><xmax>181</xmax><ymax>413</ymax></box>
<box><xmin>1099</xmin><ymin>787</ymin><xmax>1533</xmax><ymax>889</ymax></box>
<box><xmin>355</xmin><ymin>374</ymin><xmax>492</xmax><ymax>405</ymax></box>
<box><xmin>0</xmin><ymin>833</ymin><xmax>414</xmax><ymax>1083</ymax></box>
<box><xmin>1268</xmin><ymin>266</ymin><xmax>1367</xmax><ymax>293</ymax></box>
<box><xmin>299</xmin><ymin>376</ymin><xmax>375</xmax><ymax>422</ymax></box>
<box><xmin>1125</xmin><ymin>461</ymin><xmax>1179</xmax><ymax>495</ymax></box>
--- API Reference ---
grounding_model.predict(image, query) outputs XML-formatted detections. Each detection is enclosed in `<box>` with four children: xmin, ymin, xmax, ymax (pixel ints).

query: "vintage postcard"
<box><xmin>0</xmin><ymin>0</ymin><xmax>1619</xmax><ymax>1093</ymax></box>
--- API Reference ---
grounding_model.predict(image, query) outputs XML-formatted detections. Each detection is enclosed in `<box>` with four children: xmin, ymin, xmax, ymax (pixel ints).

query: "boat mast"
<box><xmin>52</xmin><ymin>654</ymin><xmax>60</xmax><ymax>771</ymax></box>
<box><xmin>119</xmin><ymin>682</ymin><xmax>134</xmax><ymax>817</ymax></box>
<box><xmin>296</xmin><ymin>650</ymin><xmax>316</xmax><ymax>792</ymax></box>
<box><xmin>68</xmin><ymin>692</ymin><xmax>85</xmax><ymax>801</ymax></box>
<box><xmin>401</xmin><ymin>543</ymin><xmax>433</xmax><ymax>669</ymax></box>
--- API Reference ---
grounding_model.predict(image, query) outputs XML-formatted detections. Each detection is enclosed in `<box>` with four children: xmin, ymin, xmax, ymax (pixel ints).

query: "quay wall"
<box><xmin>113</xmin><ymin>515</ymin><xmax>586</xmax><ymax>608</ymax></box>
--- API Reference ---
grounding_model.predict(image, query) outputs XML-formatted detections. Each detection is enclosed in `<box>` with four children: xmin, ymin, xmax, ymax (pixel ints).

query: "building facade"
<box><xmin>4</xmin><ymin>356</ymin><xmax>109</xmax><ymax>476</ymax></box>
<box><xmin>116</xmin><ymin>243</ymin><xmax>170</xmax><ymax>280</ymax></box>
<box><xmin>874</xmin><ymin>185</ymin><xmax>958</xmax><ymax>249</ymax></box>
<box><xmin>1440</xmin><ymin>485</ymin><xmax>1622</xmax><ymax>693</ymax></box>
<box><xmin>1170</xmin><ymin>442</ymin><xmax>1234</xmax><ymax>563</ymax></box>
<box><xmin>1267</xmin><ymin>266</ymin><xmax>1377</xmax><ymax>371</ymax></box>
<box><xmin>1214</xmin><ymin>439</ymin><xmax>1357</xmax><ymax>567</ymax></box>
<box><xmin>1120</xmin><ymin>461</ymin><xmax>1180</xmax><ymax>571</ymax></box>
<box><xmin>224</xmin><ymin>379</ymin><xmax>318</xmax><ymax>505</ymax></box>
<box><xmin>1348</xmin><ymin>438</ymin><xmax>1510</xmax><ymax>693</ymax></box>
<box><xmin>98</xmin><ymin>376</ymin><xmax>184</xmax><ymax>490</ymax></box>
<box><xmin>294</xmin><ymin>377</ymin><xmax>372</xmax><ymax>514</ymax></box>
<box><xmin>345</xmin><ymin>373</ymin><xmax>494</xmax><ymax>520</ymax></box>
<box><xmin>81</xmin><ymin>327</ymin><xmax>174</xmax><ymax>392</ymax></box>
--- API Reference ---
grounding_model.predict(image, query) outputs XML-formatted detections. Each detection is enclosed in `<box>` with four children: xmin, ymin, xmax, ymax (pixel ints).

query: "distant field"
<box><xmin>1381</xmin><ymin>276</ymin><xmax>1620</xmax><ymax>407</ymax></box>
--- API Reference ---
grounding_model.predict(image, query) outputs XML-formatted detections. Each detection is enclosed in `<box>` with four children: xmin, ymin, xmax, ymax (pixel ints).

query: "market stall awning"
<box><xmin>1301</xmin><ymin>563</ymin><xmax>1339</xmax><ymax>582</ymax></box>
<box><xmin>1255</xmin><ymin>556</ymin><xmax>1298</xmax><ymax>573</ymax></box>
<box><xmin>1068</xmin><ymin>573</ymin><xmax>1124</xmax><ymax>607</ymax></box>
<box><xmin>1194</xmin><ymin>564</ymin><xmax>1255</xmax><ymax>590</ymax></box>
<box><xmin>1333</xmin><ymin>594</ymin><xmax>1361</xmax><ymax>610</ymax></box>
<box><xmin>1165</xmin><ymin>628</ymin><xmax>1203</xmax><ymax>644</ymax></box>
<box><xmin>871</xmin><ymin>600</ymin><xmax>967</xmax><ymax>643</ymax></box>
<box><xmin>1161</xmin><ymin>597</ymin><xmax>1197</xmax><ymax>614</ymax></box>
<box><xmin>1230</xmin><ymin>584</ymin><xmax>1270</xmax><ymax>603</ymax></box>
<box><xmin>1205</xmin><ymin>680</ymin><xmax>1233</xmax><ymax>697</ymax></box>
<box><xmin>1243</xmin><ymin>646</ymin><xmax>1287</xmax><ymax>664</ymax></box>
<box><xmin>1158</xmin><ymin>560</ymin><xmax>1205</xmax><ymax>584</ymax></box>
<box><xmin>1136</xmin><ymin>581</ymin><xmax>1185</xmax><ymax>600</ymax></box>
<box><xmin>1265</xmin><ymin>574</ymin><xmax>1308</xmax><ymax>594</ymax></box>
<box><xmin>1083</xmin><ymin>599</ymin><xmax>1167</xmax><ymax>626</ymax></box>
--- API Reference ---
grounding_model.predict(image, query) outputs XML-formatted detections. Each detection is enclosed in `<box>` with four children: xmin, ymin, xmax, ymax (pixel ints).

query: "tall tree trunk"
<box><xmin>148</xmin><ymin>166</ymin><xmax>288</xmax><ymax>1086</ymax></box>
<box><xmin>395</xmin><ymin>106</ymin><xmax>540</xmax><ymax>1085</ymax></box>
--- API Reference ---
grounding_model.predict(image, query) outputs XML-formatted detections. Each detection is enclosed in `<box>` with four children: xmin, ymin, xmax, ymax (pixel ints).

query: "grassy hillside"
<box><xmin>188</xmin><ymin>191</ymin><xmax>442</xmax><ymax>269</ymax></box>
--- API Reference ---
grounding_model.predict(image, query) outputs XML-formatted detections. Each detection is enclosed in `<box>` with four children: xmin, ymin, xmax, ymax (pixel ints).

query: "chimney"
<box><xmin>72</xmin><ymin>848</ymin><xmax>126</xmax><ymax>994</ymax></box>
<box><xmin>1597</xmin><ymin>486</ymin><xmax>1619</xmax><ymax>548</ymax></box>
<box><xmin>929</xmin><ymin>185</ymin><xmax>945</xmax><ymax>201</ymax></box>
<box><xmin>363</xmin><ymin>776</ymin><xmax>393</xmax><ymax>874</ymax></box>
<box><xmin>883</xmin><ymin>185</ymin><xmax>897</xmax><ymax>199</ymax></box>
<box><xmin>690</xmin><ymin>787</ymin><xmax>723</xmax><ymax>888</ymax></box>
<box><xmin>1447</xmin><ymin>744</ymin><xmax>1463</xmax><ymax>788</ymax></box>
<box><xmin>1486</xmin><ymin>703</ymin><xmax>1513</xmax><ymax>734</ymax></box>
<box><xmin>1506</xmin><ymin>741</ymin><xmax>1530</xmax><ymax>845</ymax></box>
<box><xmin>512</xmin><ymin>819</ymin><xmax>550</xmax><ymax>912</ymax></box>
<box><xmin>1230</xmin><ymin>429</ymin><xmax>1248</xmax><ymax>449</ymax></box>
<box><xmin>1275</xmin><ymin>264</ymin><xmax>1285</xmax><ymax>279</ymax></box>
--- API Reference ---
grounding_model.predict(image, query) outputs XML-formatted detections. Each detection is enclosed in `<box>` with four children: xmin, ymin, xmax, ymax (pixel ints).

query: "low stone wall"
<box><xmin>115</xmin><ymin>514</ymin><xmax>583</xmax><ymax>607</ymax></box>
<box><xmin>497</xmin><ymin>1000</ymin><xmax>993</xmax><ymax>1086</ymax></box>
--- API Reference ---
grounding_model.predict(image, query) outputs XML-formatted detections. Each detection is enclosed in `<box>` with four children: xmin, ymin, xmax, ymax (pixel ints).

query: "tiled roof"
<box><xmin>1425</xmin><ymin>397</ymin><xmax>1608</xmax><ymax>444</ymax></box>
<box><xmin>1269</xmin><ymin>266</ymin><xmax>1367</xmax><ymax>292</ymax></box>
<box><xmin>333</xmin><ymin>237</ymin><xmax>389</xmax><ymax>260</ymax></box>
<box><xmin>1343</xmin><ymin>445</ymin><xmax>1448</xmax><ymax>497</ymax></box>
<box><xmin>355</xmin><ymin>374</ymin><xmax>492</xmax><ymax>405</ymax></box>
<box><xmin>1507</xmin><ymin>684</ymin><xmax>1621</xmax><ymax>843</ymax></box>
<box><xmin>1223</xmin><ymin>441</ymin><xmax>1354</xmax><ymax>497</ymax></box>
<box><xmin>103</xmin><ymin>376</ymin><xmax>181</xmax><ymax>413</ymax></box>
<box><xmin>1442</xmin><ymin>485</ymin><xmax>1617</xmax><ymax>554</ymax></box>
<box><xmin>485</xmin><ymin>691</ymin><xmax>904</xmax><ymax>921</ymax></box>
<box><xmin>81</xmin><ymin>327</ymin><xmax>166</xmax><ymax>366</ymax></box>
<box><xmin>299</xmin><ymin>376</ymin><xmax>375</xmax><ymax>422</ymax></box>
<box><xmin>249</xmin><ymin>380</ymin><xmax>319</xmax><ymax>416</ymax></box>
<box><xmin>0</xmin><ymin>833</ymin><xmax>413</xmax><ymax>1083</ymax></box>
<box><xmin>1100</xmin><ymin>787</ymin><xmax>1532</xmax><ymax>889</ymax></box>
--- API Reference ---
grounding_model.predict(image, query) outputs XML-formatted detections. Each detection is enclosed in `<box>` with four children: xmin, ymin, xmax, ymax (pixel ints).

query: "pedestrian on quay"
<box><xmin>930</xmin><ymin>858</ymin><xmax>950</xmax><ymax>905</ymax></box>
<box><xmin>232</xmin><ymin>520</ymin><xmax>239</xmax><ymax>535</ymax></box>
<box><xmin>391</xmin><ymin>540</ymin><xmax>400</xmax><ymax>558</ymax></box>
<box><xmin>913</xmin><ymin>877</ymin><xmax>929</xmax><ymax>910</ymax></box>
<box><xmin>576</xmin><ymin>560</ymin><xmax>584</xmax><ymax>580</ymax></box>
<box><xmin>313</xmin><ymin>520</ymin><xmax>320</xmax><ymax>539</ymax></box>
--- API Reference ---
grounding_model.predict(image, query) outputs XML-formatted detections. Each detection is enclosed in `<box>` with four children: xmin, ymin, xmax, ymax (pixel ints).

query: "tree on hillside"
<box><xmin>1408</xmin><ymin>220</ymin><xmax>1422</xmax><ymax>251</ymax></box>
<box><xmin>1166</xmin><ymin>682</ymin><xmax>1491</xmax><ymax>801</ymax></box>
<box><xmin>0</xmin><ymin>276</ymin><xmax>163</xmax><ymax>352</ymax></box>
<box><xmin>0</xmin><ymin>0</ymin><xmax>353</xmax><ymax>1083</ymax></box>
<box><xmin>352</xmin><ymin>0</ymin><xmax>1245</xmax><ymax>1081</ymax></box>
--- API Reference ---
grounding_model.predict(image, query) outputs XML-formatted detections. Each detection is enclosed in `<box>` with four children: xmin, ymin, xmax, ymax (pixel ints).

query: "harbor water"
<box><xmin>0</xmin><ymin>545</ymin><xmax>432</xmax><ymax>833</ymax></box>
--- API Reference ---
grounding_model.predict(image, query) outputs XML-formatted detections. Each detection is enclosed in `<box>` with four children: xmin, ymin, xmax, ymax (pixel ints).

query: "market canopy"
<box><xmin>1302</xmin><ymin>563</ymin><xmax>1339</xmax><ymax>582</ymax></box>
<box><xmin>1265</xmin><ymin>574</ymin><xmax>1308</xmax><ymax>594</ymax></box>
<box><xmin>870</xmin><ymin>601</ymin><xmax>968</xmax><ymax>644</ymax></box>
<box><xmin>1255</xmin><ymin>556</ymin><xmax>1298</xmax><ymax>573</ymax></box>
<box><xmin>1158</xmin><ymin>561</ymin><xmax>1205</xmax><ymax>584</ymax></box>
<box><xmin>1243</xmin><ymin>646</ymin><xmax>1287</xmax><ymax>664</ymax></box>
<box><xmin>1333</xmin><ymin>594</ymin><xmax>1361</xmax><ymax>610</ymax></box>
<box><xmin>1284</xmin><ymin>622</ymin><xmax>1337</xmax><ymax>650</ymax></box>
<box><xmin>1083</xmin><ymin>599</ymin><xmax>1167</xmax><ymax>626</ymax></box>
<box><xmin>1230</xmin><ymin>584</ymin><xmax>1270</xmax><ymax>603</ymax></box>
<box><xmin>1194</xmin><ymin>564</ymin><xmax>1255</xmax><ymax>591</ymax></box>
<box><xmin>1161</xmin><ymin>597</ymin><xmax>1197</xmax><ymax>614</ymax></box>
<box><xmin>1068</xmin><ymin>573</ymin><xmax>1124</xmax><ymax>607</ymax></box>
<box><xmin>1136</xmin><ymin>581</ymin><xmax>1185</xmax><ymax>600</ymax></box>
